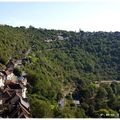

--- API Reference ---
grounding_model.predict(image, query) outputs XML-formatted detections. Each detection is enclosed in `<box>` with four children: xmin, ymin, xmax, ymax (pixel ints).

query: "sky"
<box><xmin>0</xmin><ymin>0</ymin><xmax>120</xmax><ymax>32</ymax></box>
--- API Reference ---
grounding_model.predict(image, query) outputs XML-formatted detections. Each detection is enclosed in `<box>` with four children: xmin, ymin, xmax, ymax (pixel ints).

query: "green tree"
<box><xmin>96</xmin><ymin>87</ymin><xmax>108</xmax><ymax>99</ymax></box>
<box><xmin>30</xmin><ymin>98</ymin><xmax>54</xmax><ymax>118</ymax></box>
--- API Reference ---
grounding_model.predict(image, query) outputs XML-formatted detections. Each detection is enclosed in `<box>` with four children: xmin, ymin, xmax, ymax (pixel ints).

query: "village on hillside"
<box><xmin>0</xmin><ymin>59</ymin><xmax>32</xmax><ymax>118</ymax></box>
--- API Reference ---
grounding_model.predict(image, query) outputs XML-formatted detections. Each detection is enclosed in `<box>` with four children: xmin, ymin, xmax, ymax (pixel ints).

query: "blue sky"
<box><xmin>0</xmin><ymin>0</ymin><xmax>120</xmax><ymax>31</ymax></box>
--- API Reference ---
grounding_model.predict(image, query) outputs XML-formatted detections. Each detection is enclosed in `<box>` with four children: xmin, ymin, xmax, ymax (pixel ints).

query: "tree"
<box><xmin>105</xmin><ymin>86</ymin><xmax>114</xmax><ymax>99</ymax></box>
<box><xmin>30</xmin><ymin>98</ymin><xmax>54</xmax><ymax>118</ymax></box>
<box><xmin>110</xmin><ymin>82</ymin><xmax>118</xmax><ymax>95</ymax></box>
<box><xmin>96</xmin><ymin>87</ymin><xmax>108</xmax><ymax>99</ymax></box>
<box><xmin>75</xmin><ymin>108</ymin><xmax>86</xmax><ymax>118</ymax></box>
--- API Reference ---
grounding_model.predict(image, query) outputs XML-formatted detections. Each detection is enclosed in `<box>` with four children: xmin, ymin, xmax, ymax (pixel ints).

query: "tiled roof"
<box><xmin>0</xmin><ymin>84</ymin><xmax>32</xmax><ymax>118</ymax></box>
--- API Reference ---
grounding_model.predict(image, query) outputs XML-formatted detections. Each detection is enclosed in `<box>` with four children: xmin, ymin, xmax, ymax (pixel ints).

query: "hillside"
<box><xmin>1</xmin><ymin>25</ymin><xmax>120</xmax><ymax>118</ymax></box>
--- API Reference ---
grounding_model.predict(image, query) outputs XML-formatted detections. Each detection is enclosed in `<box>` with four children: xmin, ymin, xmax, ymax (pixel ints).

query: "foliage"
<box><xmin>1</xmin><ymin>25</ymin><xmax>120</xmax><ymax>118</ymax></box>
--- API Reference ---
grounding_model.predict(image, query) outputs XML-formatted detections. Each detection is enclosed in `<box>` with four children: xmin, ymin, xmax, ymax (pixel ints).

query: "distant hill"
<box><xmin>1</xmin><ymin>24</ymin><xmax>120</xmax><ymax>118</ymax></box>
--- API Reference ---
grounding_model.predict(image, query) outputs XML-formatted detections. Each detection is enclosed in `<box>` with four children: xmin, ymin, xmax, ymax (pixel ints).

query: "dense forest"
<box><xmin>0</xmin><ymin>24</ymin><xmax>120</xmax><ymax>118</ymax></box>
